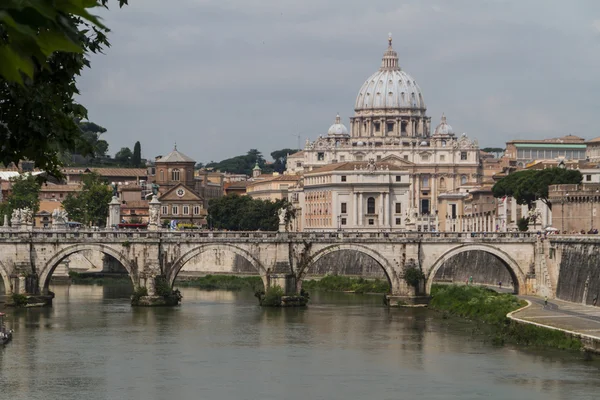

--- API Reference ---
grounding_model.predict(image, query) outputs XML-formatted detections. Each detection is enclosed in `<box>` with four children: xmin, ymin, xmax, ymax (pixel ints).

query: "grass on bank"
<box><xmin>302</xmin><ymin>275</ymin><xmax>390</xmax><ymax>294</ymax></box>
<box><xmin>68</xmin><ymin>271</ymin><xmax>131</xmax><ymax>285</ymax></box>
<box><xmin>174</xmin><ymin>275</ymin><xmax>264</xmax><ymax>291</ymax></box>
<box><xmin>430</xmin><ymin>284</ymin><xmax>583</xmax><ymax>351</ymax></box>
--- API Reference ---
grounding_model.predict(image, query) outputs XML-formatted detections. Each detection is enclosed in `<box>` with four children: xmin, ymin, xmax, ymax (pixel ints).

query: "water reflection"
<box><xmin>1</xmin><ymin>285</ymin><xmax>600</xmax><ymax>400</ymax></box>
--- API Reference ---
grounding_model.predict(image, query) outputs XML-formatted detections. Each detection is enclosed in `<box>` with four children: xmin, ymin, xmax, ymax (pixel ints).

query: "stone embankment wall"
<box><xmin>554</xmin><ymin>243</ymin><xmax>600</xmax><ymax>304</ymax></box>
<box><xmin>433</xmin><ymin>251</ymin><xmax>514</xmax><ymax>287</ymax></box>
<box><xmin>303</xmin><ymin>250</ymin><xmax>386</xmax><ymax>279</ymax></box>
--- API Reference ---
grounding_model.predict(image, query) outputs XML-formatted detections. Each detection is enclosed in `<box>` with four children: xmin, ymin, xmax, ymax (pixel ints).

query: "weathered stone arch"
<box><xmin>39</xmin><ymin>244</ymin><xmax>136</xmax><ymax>293</ymax></box>
<box><xmin>168</xmin><ymin>244</ymin><xmax>267</xmax><ymax>288</ymax></box>
<box><xmin>302</xmin><ymin>244</ymin><xmax>398</xmax><ymax>293</ymax></box>
<box><xmin>0</xmin><ymin>260</ymin><xmax>11</xmax><ymax>295</ymax></box>
<box><xmin>426</xmin><ymin>244</ymin><xmax>526</xmax><ymax>294</ymax></box>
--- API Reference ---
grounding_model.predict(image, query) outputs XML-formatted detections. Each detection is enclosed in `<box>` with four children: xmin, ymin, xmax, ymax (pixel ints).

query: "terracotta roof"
<box><xmin>288</xmin><ymin>151</ymin><xmax>305</xmax><ymax>158</ymax></box>
<box><xmin>156</xmin><ymin>147</ymin><xmax>195</xmax><ymax>163</ymax></box>
<box><xmin>306</xmin><ymin>161</ymin><xmax>406</xmax><ymax>174</ymax></box>
<box><xmin>587</xmin><ymin>137</ymin><xmax>600</xmax><ymax>143</ymax></box>
<box><xmin>122</xmin><ymin>200</ymin><xmax>149</xmax><ymax>208</ymax></box>
<box><xmin>40</xmin><ymin>184</ymin><xmax>81</xmax><ymax>192</ymax></box>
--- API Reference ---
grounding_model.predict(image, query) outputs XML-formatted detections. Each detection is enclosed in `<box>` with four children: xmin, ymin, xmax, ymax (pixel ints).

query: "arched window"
<box><xmin>461</xmin><ymin>175</ymin><xmax>467</xmax><ymax>185</ymax></box>
<box><xmin>159</xmin><ymin>170</ymin><xmax>164</xmax><ymax>181</ymax></box>
<box><xmin>172</xmin><ymin>169</ymin><xmax>180</xmax><ymax>181</ymax></box>
<box><xmin>440</xmin><ymin>177</ymin><xmax>446</xmax><ymax>189</ymax></box>
<box><xmin>367</xmin><ymin>197</ymin><xmax>376</xmax><ymax>214</ymax></box>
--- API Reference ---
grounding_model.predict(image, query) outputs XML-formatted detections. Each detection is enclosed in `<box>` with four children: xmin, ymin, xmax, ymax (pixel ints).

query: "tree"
<box><xmin>114</xmin><ymin>147</ymin><xmax>133</xmax><ymax>165</ymax></box>
<box><xmin>1</xmin><ymin>174</ymin><xmax>41</xmax><ymax>222</ymax></box>
<box><xmin>481</xmin><ymin>147</ymin><xmax>505</xmax><ymax>158</ymax></box>
<box><xmin>132</xmin><ymin>141</ymin><xmax>142</xmax><ymax>167</ymax></box>
<box><xmin>271</xmin><ymin>148</ymin><xmax>300</xmax><ymax>173</ymax></box>
<box><xmin>62</xmin><ymin>172</ymin><xmax>112</xmax><ymax>227</ymax></box>
<box><xmin>207</xmin><ymin>195</ymin><xmax>288</xmax><ymax>231</ymax></box>
<box><xmin>206</xmin><ymin>149</ymin><xmax>272</xmax><ymax>175</ymax></box>
<box><xmin>492</xmin><ymin>167</ymin><xmax>582</xmax><ymax>210</ymax></box>
<box><xmin>0</xmin><ymin>1</ymin><xmax>127</xmax><ymax>177</ymax></box>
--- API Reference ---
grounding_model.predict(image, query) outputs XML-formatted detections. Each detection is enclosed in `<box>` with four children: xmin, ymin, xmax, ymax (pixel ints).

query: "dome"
<box><xmin>354</xmin><ymin>35</ymin><xmax>426</xmax><ymax>111</ymax></box>
<box><xmin>327</xmin><ymin>114</ymin><xmax>349</xmax><ymax>136</ymax></box>
<box><xmin>433</xmin><ymin>113</ymin><xmax>454</xmax><ymax>136</ymax></box>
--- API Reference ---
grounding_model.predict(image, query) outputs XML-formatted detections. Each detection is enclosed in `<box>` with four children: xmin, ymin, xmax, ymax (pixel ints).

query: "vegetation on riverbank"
<box><xmin>68</xmin><ymin>271</ymin><xmax>131</xmax><ymax>285</ymax></box>
<box><xmin>174</xmin><ymin>275</ymin><xmax>264</xmax><ymax>291</ymax></box>
<box><xmin>430</xmin><ymin>285</ymin><xmax>583</xmax><ymax>351</ymax></box>
<box><xmin>302</xmin><ymin>275</ymin><xmax>389</xmax><ymax>294</ymax></box>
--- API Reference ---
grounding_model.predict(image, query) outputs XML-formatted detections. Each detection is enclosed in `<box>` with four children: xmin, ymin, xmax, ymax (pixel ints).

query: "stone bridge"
<box><xmin>0</xmin><ymin>230</ymin><xmax>544</xmax><ymax>303</ymax></box>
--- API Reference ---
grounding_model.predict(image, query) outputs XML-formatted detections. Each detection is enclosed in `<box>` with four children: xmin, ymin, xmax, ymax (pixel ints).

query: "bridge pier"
<box><xmin>386</xmin><ymin>279</ymin><xmax>430</xmax><ymax>306</ymax></box>
<box><xmin>131</xmin><ymin>271</ymin><xmax>182</xmax><ymax>307</ymax></box>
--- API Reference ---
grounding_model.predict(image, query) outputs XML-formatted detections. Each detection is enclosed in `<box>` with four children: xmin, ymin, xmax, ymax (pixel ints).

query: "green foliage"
<box><xmin>208</xmin><ymin>194</ymin><xmax>291</xmax><ymax>231</ymax></box>
<box><xmin>430</xmin><ymin>285</ymin><xmax>582</xmax><ymax>350</ymax></box>
<box><xmin>261</xmin><ymin>285</ymin><xmax>284</xmax><ymax>306</ymax></box>
<box><xmin>176</xmin><ymin>275</ymin><xmax>264</xmax><ymax>291</ymax></box>
<box><xmin>121</xmin><ymin>240</ymin><xmax>131</xmax><ymax>248</ymax></box>
<box><xmin>132</xmin><ymin>141</ymin><xmax>142</xmax><ymax>167</ymax></box>
<box><xmin>62</xmin><ymin>171</ymin><xmax>112</xmax><ymax>227</ymax></box>
<box><xmin>0</xmin><ymin>0</ymin><xmax>128</xmax><ymax>177</ymax></box>
<box><xmin>11</xmin><ymin>293</ymin><xmax>28</xmax><ymax>307</ymax></box>
<box><xmin>2</xmin><ymin>174</ymin><xmax>41</xmax><ymax>222</ymax></box>
<box><xmin>154</xmin><ymin>275</ymin><xmax>172</xmax><ymax>297</ymax></box>
<box><xmin>206</xmin><ymin>149</ymin><xmax>269</xmax><ymax>175</ymax></box>
<box><xmin>114</xmin><ymin>147</ymin><xmax>133</xmax><ymax>165</ymax></box>
<box><xmin>517</xmin><ymin>217</ymin><xmax>530</xmax><ymax>232</ymax></box>
<box><xmin>131</xmin><ymin>286</ymin><xmax>148</xmax><ymax>302</ymax></box>
<box><xmin>302</xmin><ymin>276</ymin><xmax>390</xmax><ymax>294</ymax></box>
<box><xmin>403</xmin><ymin>267</ymin><xmax>425</xmax><ymax>288</ymax></box>
<box><xmin>481</xmin><ymin>147</ymin><xmax>505</xmax><ymax>157</ymax></box>
<box><xmin>492</xmin><ymin>168</ymin><xmax>582</xmax><ymax>210</ymax></box>
<box><xmin>271</xmin><ymin>148</ymin><xmax>300</xmax><ymax>173</ymax></box>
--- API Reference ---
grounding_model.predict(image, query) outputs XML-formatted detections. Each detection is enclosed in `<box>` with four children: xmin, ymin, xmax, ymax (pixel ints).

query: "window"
<box><xmin>460</xmin><ymin>152</ymin><xmax>467</xmax><ymax>161</ymax></box>
<box><xmin>172</xmin><ymin>169</ymin><xmax>180</xmax><ymax>181</ymax></box>
<box><xmin>421</xmin><ymin>154</ymin><xmax>429</xmax><ymax>162</ymax></box>
<box><xmin>183</xmin><ymin>206</ymin><xmax>189</xmax><ymax>215</ymax></box>
<box><xmin>404</xmin><ymin>155</ymin><xmax>409</xmax><ymax>160</ymax></box>
<box><xmin>396</xmin><ymin>218</ymin><xmax>401</xmax><ymax>225</ymax></box>
<box><xmin>441</xmin><ymin>140</ymin><xmax>446</xmax><ymax>147</ymax></box>
<box><xmin>374</xmin><ymin>122</ymin><xmax>380</xmax><ymax>132</ymax></box>
<box><xmin>162</xmin><ymin>206</ymin><xmax>168</xmax><ymax>215</ymax></box>
<box><xmin>440</xmin><ymin>177</ymin><xmax>446</xmax><ymax>189</ymax></box>
<box><xmin>317</xmin><ymin>152</ymin><xmax>325</xmax><ymax>161</ymax></box>
<box><xmin>160</xmin><ymin>170</ymin><xmax>164</xmax><ymax>181</ymax></box>
<box><xmin>395</xmin><ymin>175</ymin><xmax>401</xmax><ymax>182</ymax></box>
<box><xmin>387</xmin><ymin>122</ymin><xmax>394</xmax><ymax>133</ymax></box>
<box><xmin>587</xmin><ymin>174</ymin><xmax>592</xmax><ymax>182</ymax></box>
<box><xmin>461</xmin><ymin>175</ymin><xmax>467</xmax><ymax>185</ymax></box>
<box><xmin>440</xmin><ymin>155</ymin><xmax>445</xmax><ymax>162</ymax></box>
<box><xmin>172</xmin><ymin>206</ymin><xmax>179</xmax><ymax>215</ymax></box>
<box><xmin>193</xmin><ymin>206</ymin><xmax>200</xmax><ymax>214</ymax></box>
<box><xmin>356</xmin><ymin>155</ymin><xmax>363</xmax><ymax>161</ymax></box>
<box><xmin>340</xmin><ymin>156</ymin><xmax>345</xmax><ymax>162</ymax></box>
<box><xmin>367</xmin><ymin>197</ymin><xmax>375</xmax><ymax>214</ymax></box>
<box><xmin>341</xmin><ymin>176</ymin><xmax>347</xmax><ymax>182</ymax></box>
<box><xmin>341</xmin><ymin>203</ymin><xmax>347</xmax><ymax>214</ymax></box>
<box><xmin>376</xmin><ymin>155</ymin><xmax>382</xmax><ymax>161</ymax></box>
<box><xmin>368</xmin><ymin>219</ymin><xmax>374</xmax><ymax>225</ymax></box>
<box><xmin>395</xmin><ymin>203</ymin><xmax>402</xmax><ymax>214</ymax></box>
<box><xmin>422</xmin><ymin>176</ymin><xmax>429</xmax><ymax>188</ymax></box>
<box><xmin>341</xmin><ymin>218</ymin><xmax>347</xmax><ymax>225</ymax></box>
<box><xmin>296</xmin><ymin>162</ymin><xmax>302</xmax><ymax>168</ymax></box>
<box><xmin>451</xmin><ymin>204</ymin><xmax>457</xmax><ymax>219</ymax></box>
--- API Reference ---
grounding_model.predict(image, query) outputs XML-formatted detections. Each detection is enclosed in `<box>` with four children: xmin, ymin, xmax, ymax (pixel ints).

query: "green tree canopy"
<box><xmin>114</xmin><ymin>147</ymin><xmax>133</xmax><ymax>165</ymax></box>
<box><xmin>492</xmin><ymin>167</ymin><xmax>582</xmax><ymax>210</ymax></box>
<box><xmin>0</xmin><ymin>1</ymin><xmax>127</xmax><ymax>177</ymax></box>
<box><xmin>208</xmin><ymin>195</ymin><xmax>290</xmax><ymax>231</ymax></box>
<box><xmin>62</xmin><ymin>172</ymin><xmax>112</xmax><ymax>227</ymax></box>
<box><xmin>206</xmin><ymin>149</ymin><xmax>272</xmax><ymax>176</ymax></box>
<box><xmin>0</xmin><ymin>174</ymin><xmax>41</xmax><ymax>222</ymax></box>
<box><xmin>132</xmin><ymin>141</ymin><xmax>142</xmax><ymax>167</ymax></box>
<box><xmin>271</xmin><ymin>148</ymin><xmax>300</xmax><ymax>173</ymax></box>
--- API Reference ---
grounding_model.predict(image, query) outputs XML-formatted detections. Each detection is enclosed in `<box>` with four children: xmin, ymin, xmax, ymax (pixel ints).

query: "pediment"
<box><xmin>159</xmin><ymin>184</ymin><xmax>203</xmax><ymax>202</ymax></box>
<box><xmin>380</xmin><ymin>154</ymin><xmax>415</xmax><ymax>166</ymax></box>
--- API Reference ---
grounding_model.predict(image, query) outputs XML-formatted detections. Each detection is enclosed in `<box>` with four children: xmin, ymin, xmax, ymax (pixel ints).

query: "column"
<box><xmin>379</xmin><ymin>193</ymin><xmax>384</xmax><ymax>226</ymax></box>
<box><xmin>415</xmin><ymin>174</ymin><xmax>420</xmax><ymax>214</ymax></box>
<box><xmin>358</xmin><ymin>193</ymin><xmax>363</xmax><ymax>226</ymax></box>
<box><xmin>383</xmin><ymin>193</ymin><xmax>388</xmax><ymax>226</ymax></box>
<box><xmin>431</xmin><ymin>175</ymin><xmax>437</xmax><ymax>212</ymax></box>
<box><xmin>408</xmin><ymin>118</ymin><xmax>414</xmax><ymax>136</ymax></box>
<box><xmin>354</xmin><ymin>192</ymin><xmax>358</xmax><ymax>227</ymax></box>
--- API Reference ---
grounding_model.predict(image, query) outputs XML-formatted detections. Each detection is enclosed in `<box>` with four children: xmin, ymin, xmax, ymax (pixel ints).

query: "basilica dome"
<box><xmin>433</xmin><ymin>113</ymin><xmax>454</xmax><ymax>136</ymax></box>
<box><xmin>327</xmin><ymin>114</ymin><xmax>349</xmax><ymax>136</ymax></box>
<box><xmin>354</xmin><ymin>35</ymin><xmax>426</xmax><ymax>111</ymax></box>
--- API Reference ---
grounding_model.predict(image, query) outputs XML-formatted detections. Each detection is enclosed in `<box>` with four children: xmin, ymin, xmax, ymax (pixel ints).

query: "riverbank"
<box><xmin>174</xmin><ymin>275</ymin><xmax>263</xmax><ymax>291</ymax></box>
<box><xmin>430</xmin><ymin>285</ymin><xmax>583</xmax><ymax>351</ymax></box>
<box><xmin>302</xmin><ymin>276</ymin><xmax>389</xmax><ymax>294</ymax></box>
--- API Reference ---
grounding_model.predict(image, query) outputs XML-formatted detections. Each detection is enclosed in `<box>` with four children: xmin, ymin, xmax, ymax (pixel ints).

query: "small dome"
<box><xmin>433</xmin><ymin>113</ymin><xmax>454</xmax><ymax>136</ymax></box>
<box><xmin>354</xmin><ymin>34</ymin><xmax>426</xmax><ymax>111</ymax></box>
<box><xmin>327</xmin><ymin>114</ymin><xmax>349</xmax><ymax>136</ymax></box>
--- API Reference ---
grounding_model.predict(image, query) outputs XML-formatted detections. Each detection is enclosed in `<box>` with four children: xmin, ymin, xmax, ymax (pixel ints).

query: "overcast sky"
<box><xmin>78</xmin><ymin>0</ymin><xmax>600</xmax><ymax>164</ymax></box>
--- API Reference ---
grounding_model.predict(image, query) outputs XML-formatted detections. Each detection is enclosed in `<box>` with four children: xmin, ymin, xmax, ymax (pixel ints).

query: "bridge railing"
<box><xmin>0</xmin><ymin>229</ymin><xmax>538</xmax><ymax>241</ymax></box>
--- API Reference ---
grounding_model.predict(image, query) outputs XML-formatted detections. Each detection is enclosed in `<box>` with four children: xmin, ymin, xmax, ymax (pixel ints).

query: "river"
<box><xmin>1</xmin><ymin>284</ymin><xmax>600</xmax><ymax>400</ymax></box>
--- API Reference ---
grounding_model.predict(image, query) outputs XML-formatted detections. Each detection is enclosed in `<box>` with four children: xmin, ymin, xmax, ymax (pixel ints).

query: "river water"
<box><xmin>1</xmin><ymin>284</ymin><xmax>600</xmax><ymax>400</ymax></box>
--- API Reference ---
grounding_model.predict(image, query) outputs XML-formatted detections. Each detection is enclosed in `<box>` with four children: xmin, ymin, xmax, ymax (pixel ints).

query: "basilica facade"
<box><xmin>287</xmin><ymin>35</ymin><xmax>481</xmax><ymax>232</ymax></box>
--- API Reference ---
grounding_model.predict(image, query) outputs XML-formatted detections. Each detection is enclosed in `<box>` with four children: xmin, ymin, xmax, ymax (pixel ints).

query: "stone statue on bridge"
<box><xmin>51</xmin><ymin>209</ymin><xmax>69</xmax><ymax>229</ymax></box>
<box><xmin>20</xmin><ymin>208</ymin><xmax>33</xmax><ymax>225</ymax></box>
<box><xmin>10</xmin><ymin>209</ymin><xmax>20</xmax><ymax>227</ymax></box>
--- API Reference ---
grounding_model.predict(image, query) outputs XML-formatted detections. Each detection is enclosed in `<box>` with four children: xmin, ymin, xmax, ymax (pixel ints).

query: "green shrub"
<box><xmin>131</xmin><ymin>286</ymin><xmax>148</xmax><ymax>302</ymax></box>
<box><xmin>403</xmin><ymin>267</ymin><xmax>425</xmax><ymax>288</ymax></box>
<box><xmin>261</xmin><ymin>285</ymin><xmax>284</xmax><ymax>306</ymax></box>
<box><xmin>154</xmin><ymin>275</ymin><xmax>172</xmax><ymax>297</ymax></box>
<box><xmin>11</xmin><ymin>293</ymin><xmax>28</xmax><ymax>307</ymax></box>
<box><xmin>302</xmin><ymin>275</ymin><xmax>389</xmax><ymax>293</ymax></box>
<box><xmin>517</xmin><ymin>217</ymin><xmax>530</xmax><ymax>232</ymax></box>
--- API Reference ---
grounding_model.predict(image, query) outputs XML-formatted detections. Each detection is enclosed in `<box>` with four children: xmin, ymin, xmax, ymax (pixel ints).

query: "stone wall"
<box><xmin>433</xmin><ymin>251</ymin><xmax>514</xmax><ymax>287</ymax></box>
<box><xmin>303</xmin><ymin>250</ymin><xmax>387</xmax><ymax>279</ymax></box>
<box><xmin>175</xmin><ymin>251</ymin><xmax>258</xmax><ymax>279</ymax></box>
<box><xmin>555</xmin><ymin>243</ymin><xmax>600</xmax><ymax>304</ymax></box>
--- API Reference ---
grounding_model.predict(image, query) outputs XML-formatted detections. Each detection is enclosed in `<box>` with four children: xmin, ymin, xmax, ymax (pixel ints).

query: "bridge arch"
<box><xmin>301</xmin><ymin>244</ymin><xmax>398</xmax><ymax>293</ymax></box>
<box><xmin>0</xmin><ymin>260</ymin><xmax>11</xmax><ymax>295</ymax></box>
<box><xmin>426</xmin><ymin>244</ymin><xmax>526</xmax><ymax>295</ymax></box>
<box><xmin>39</xmin><ymin>244</ymin><xmax>136</xmax><ymax>293</ymax></box>
<box><xmin>168</xmin><ymin>244</ymin><xmax>268</xmax><ymax>288</ymax></box>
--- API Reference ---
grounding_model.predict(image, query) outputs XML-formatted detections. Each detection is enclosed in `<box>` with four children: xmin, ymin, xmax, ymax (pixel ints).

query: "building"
<box><xmin>152</xmin><ymin>147</ymin><xmax>207</xmax><ymax>226</ymax></box>
<box><xmin>301</xmin><ymin>160</ymin><xmax>410</xmax><ymax>231</ymax></box>
<box><xmin>61</xmin><ymin>167</ymin><xmax>147</xmax><ymax>185</ymax></box>
<box><xmin>246</xmin><ymin>171</ymin><xmax>301</xmax><ymax>201</ymax></box>
<box><xmin>549</xmin><ymin>184</ymin><xmax>600</xmax><ymax>233</ymax></box>
<box><xmin>587</xmin><ymin>137</ymin><xmax>600</xmax><ymax>162</ymax></box>
<box><xmin>504</xmin><ymin>135</ymin><xmax>587</xmax><ymax>168</ymax></box>
<box><xmin>287</xmin><ymin>35</ymin><xmax>481</xmax><ymax>230</ymax></box>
